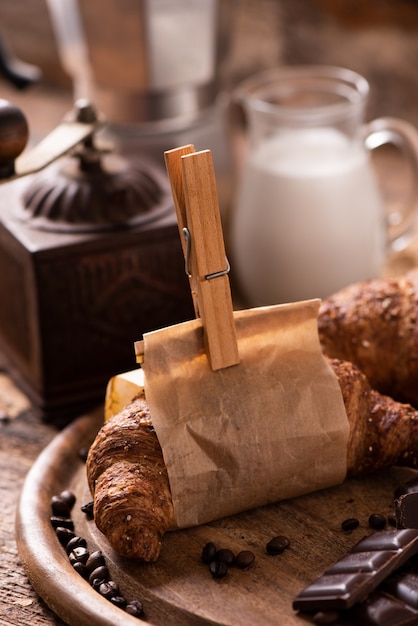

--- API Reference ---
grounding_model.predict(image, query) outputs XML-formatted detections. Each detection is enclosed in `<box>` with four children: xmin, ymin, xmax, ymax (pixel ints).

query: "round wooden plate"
<box><xmin>15</xmin><ymin>408</ymin><xmax>415</xmax><ymax>626</ymax></box>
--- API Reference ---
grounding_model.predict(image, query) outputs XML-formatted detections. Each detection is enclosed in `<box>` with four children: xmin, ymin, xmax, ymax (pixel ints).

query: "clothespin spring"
<box><xmin>182</xmin><ymin>226</ymin><xmax>231</xmax><ymax>281</ymax></box>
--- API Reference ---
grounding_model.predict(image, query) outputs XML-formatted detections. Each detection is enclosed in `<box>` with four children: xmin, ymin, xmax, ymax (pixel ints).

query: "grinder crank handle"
<box><xmin>0</xmin><ymin>98</ymin><xmax>102</xmax><ymax>182</ymax></box>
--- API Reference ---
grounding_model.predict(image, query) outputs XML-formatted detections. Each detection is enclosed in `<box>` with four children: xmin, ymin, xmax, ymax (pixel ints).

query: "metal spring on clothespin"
<box><xmin>182</xmin><ymin>225</ymin><xmax>231</xmax><ymax>281</ymax></box>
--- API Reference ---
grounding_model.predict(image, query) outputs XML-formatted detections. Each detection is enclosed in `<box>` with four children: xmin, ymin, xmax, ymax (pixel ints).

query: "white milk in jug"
<box><xmin>231</xmin><ymin>128</ymin><xmax>386</xmax><ymax>306</ymax></box>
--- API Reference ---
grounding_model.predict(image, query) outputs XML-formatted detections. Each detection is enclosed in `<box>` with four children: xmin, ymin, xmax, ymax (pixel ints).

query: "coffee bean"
<box><xmin>50</xmin><ymin>516</ymin><xmax>74</xmax><ymax>531</ymax></box>
<box><xmin>81</xmin><ymin>501</ymin><xmax>94</xmax><ymax>519</ymax></box>
<box><xmin>72</xmin><ymin>561</ymin><xmax>88</xmax><ymax>578</ymax></box>
<box><xmin>126</xmin><ymin>600</ymin><xmax>144</xmax><ymax>617</ymax></box>
<box><xmin>50</xmin><ymin>495</ymin><xmax>71</xmax><ymax>518</ymax></box>
<box><xmin>341</xmin><ymin>518</ymin><xmax>359</xmax><ymax>532</ymax></box>
<box><xmin>99</xmin><ymin>580</ymin><xmax>120</xmax><ymax>600</ymax></box>
<box><xmin>69</xmin><ymin>546</ymin><xmax>90</xmax><ymax>565</ymax></box>
<box><xmin>86</xmin><ymin>550</ymin><xmax>106</xmax><ymax>573</ymax></box>
<box><xmin>89</xmin><ymin>565</ymin><xmax>110</xmax><ymax>586</ymax></box>
<box><xmin>216</xmin><ymin>548</ymin><xmax>235</xmax><ymax>566</ymax></box>
<box><xmin>55</xmin><ymin>526</ymin><xmax>76</xmax><ymax>547</ymax></box>
<box><xmin>201</xmin><ymin>541</ymin><xmax>217</xmax><ymax>564</ymax></box>
<box><xmin>368</xmin><ymin>513</ymin><xmax>386</xmax><ymax>530</ymax></box>
<box><xmin>209</xmin><ymin>560</ymin><xmax>228</xmax><ymax>579</ymax></box>
<box><xmin>59</xmin><ymin>490</ymin><xmax>76</xmax><ymax>511</ymax></box>
<box><xmin>234</xmin><ymin>550</ymin><xmax>255</xmax><ymax>570</ymax></box>
<box><xmin>65</xmin><ymin>536</ymin><xmax>87</xmax><ymax>555</ymax></box>
<box><xmin>266</xmin><ymin>535</ymin><xmax>290</xmax><ymax>555</ymax></box>
<box><xmin>388</xmin><ymin>513</ymin><xmax>397</xmax><ymax>527</ymax></box>
<box><xmin>78</xmin><ymin>447</ymin><xmax>89</xmax><ymax>462</ymax></box>
<box><xmin>92</xmin><ymin>578</ymin><xmax>104</xmax><ymax>592</ymax></box>
<box><xmin>110</xmin><ymin>595</ymin><xmax>127</xmax><ymax>609</ymax></box>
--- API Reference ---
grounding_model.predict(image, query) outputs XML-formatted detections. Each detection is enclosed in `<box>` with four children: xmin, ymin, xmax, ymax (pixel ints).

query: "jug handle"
<box><xmin>364</xmin><ymin>117</ymin><xmax>418</xmax><ymax>249</ymax></box>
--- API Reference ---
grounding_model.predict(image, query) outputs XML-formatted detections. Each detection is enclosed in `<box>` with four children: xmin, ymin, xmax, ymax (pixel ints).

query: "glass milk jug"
<box><xmin>230</xmin><ymin>66</ymin><xmax>418</xmax><ymax>306</ymax></box>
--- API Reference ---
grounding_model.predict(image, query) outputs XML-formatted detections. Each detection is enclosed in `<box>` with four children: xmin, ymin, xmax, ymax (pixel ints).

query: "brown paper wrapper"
<box><xmin>142</xmin><ymin>299</ymin><xmax>349</xmax><ymax>529</ymax></box>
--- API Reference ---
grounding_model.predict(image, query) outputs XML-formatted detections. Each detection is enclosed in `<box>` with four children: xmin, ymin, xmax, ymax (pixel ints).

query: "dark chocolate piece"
<box><xmin>292</xmin><ymin>529</ymin><xmax>418</xmax><ymax>612</ymax></box>
<box><xmin>348</xmin><ymin>570</ymin><xmax>418</xmax><ymax>625</ymax></box>
<box><xmin>394</xmin><ymin>478</ymin><xmax>418</xmax><ymax>500</ymax></box>
<box><xmin>395</xmin><ymin>493</ymin><xmax>418</xmax><ymax>530</ymax></box>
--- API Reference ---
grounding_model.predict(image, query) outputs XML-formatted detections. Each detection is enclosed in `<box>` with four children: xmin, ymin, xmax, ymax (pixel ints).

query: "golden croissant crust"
<box><xmin>318</xmin><ymin>270</ymin><xmax>418</xmax><ymax>407</ymax></box>
<box><xmin>86</xmin><ymin>357</ymin><xmax>418</xmax><ymax>562</ymax></box>
<box><xmin>86</xmin><ymin>396</ymin><xmax>174</xmax><ymax>561</ymax></box>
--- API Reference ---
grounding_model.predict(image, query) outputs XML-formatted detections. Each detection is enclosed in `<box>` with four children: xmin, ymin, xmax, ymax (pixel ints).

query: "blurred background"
<box><xmin>1</xmin><ymin>0</ymin><xmax>417</xmax><ymax>225</ymax></box>
<box><xmin>1</xmin><ymin>0</ymin><xmax>418</xmax><ymax>418</ymax></box>
<box><xmin>1</xmin><ymin>0</ymin><xmax>418</xmax><ymax>123</ymax></box>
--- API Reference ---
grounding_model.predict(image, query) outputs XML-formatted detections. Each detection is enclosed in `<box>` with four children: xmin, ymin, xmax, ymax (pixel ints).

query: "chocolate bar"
<box><xmin>394</xmin><ymin>477</ymin><xmax>418</xmax><ymax>500</ymax></box>
<box><xmin>395</xmin><ymin>492</ymin><xmax>418</xmax><ymax>530</ymax></box>
<box><xmin>349</xmin><ymin>569</ymin><xmax>418</xmax><ymax>625</ymax></box>
<box><xmin>292</xmin><ymin>529</ymin><xmax>418</xmax><ymax>612</ymax></box>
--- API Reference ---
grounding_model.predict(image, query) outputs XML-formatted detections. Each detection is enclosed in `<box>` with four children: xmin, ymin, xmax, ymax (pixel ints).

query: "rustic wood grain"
<box><xmin>0</xmin><ymin>397</ymin><xmax>67</xmax><ymax>626</ymax></box>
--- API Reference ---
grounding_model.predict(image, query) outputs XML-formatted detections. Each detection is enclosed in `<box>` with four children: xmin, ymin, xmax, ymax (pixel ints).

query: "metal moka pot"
<box><xmin>46</xmin><ymin>0</ymin><xmax>235</xmax><ymax>218</ymax></box>
<box><xmin>47</xmin><ymin>0</ymin><xmax>234</xmax><ymax>128</ymax></box>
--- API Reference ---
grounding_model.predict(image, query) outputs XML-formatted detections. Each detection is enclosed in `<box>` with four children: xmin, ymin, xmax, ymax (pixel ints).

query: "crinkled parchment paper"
<box><xmin>142</xmin><ymin>299</ymin><xmax>349</xmax><ymax>529</ymax></box>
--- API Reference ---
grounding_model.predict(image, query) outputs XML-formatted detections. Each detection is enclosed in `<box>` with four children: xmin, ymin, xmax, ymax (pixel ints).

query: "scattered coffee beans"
<box><xmin>89</xmin><ymin>565</ymin><xmax>110</xmax><ymax>586</ymax></box>
<box><xmin>65</xmin><ymin>536</ymin><xmax>87</xmax><ymax>555</ymax></box>
<box><xmin>209</xmin><ymin>560</ymin><xmax>228</xmax><ymax>579</ymax></box>
<box><xmin>234</xmin><ymin>550</ymin><xmax>255</xmax><ymax>570</ymax></box>
<box><xmin>72</xmin><ymin>561</ymin><xmax>88</xmax><ymax>578</ymax></box>
<box><xmin>69</xmin><ymin>546</ymin><xmax>89</xmax><ymax>565</ymax></box>
<box><xmin>126</xmin><ymin>600</ymin><xmax>144</xmax><ymax>617</ymax></box>
<box><xmin>50</xmin><ymin>516</ymin><xmax>74</xmax><ymax>531</ymax></box>
<box><xmin>92</xmin><ymin>578</ymin><xmax>105</xmax><ymax>593</ymax></box>
<box><xmin>86</xmin><ymin>550</ymin><xmax>106</xmax><ymax>573</ymax></box>
<box><xmin>368</xmin><ymin>513</ymin><xmax>386</xmax><ymax>530</ymax></box>
<box><xmin>59</xmin><ymin>490</ymin><xmax>76</xmax><ymax>511</ymax></box>
<box><xmin>201</xmin><ymin>541</ymin><xmax>217</xmax><ymax>564</ymax></box>
<box><xmin>111</xmin><ymin>596</ymin><xmax>127</xmax><ymax>609</ymax></box>
<box><xmin>50</xmin><ymin>492</ymin><xmax>144</xmax><ymax>619</ymax></box>
<box><xmin>216</xmin><ymin>548</ymin><xmax>235</xmax><ymax>566</ymax></box>
<box><xmin>266</xmin><ymin>535</ymin><xmax>290</xmax><ymax>555</ymax></box>
<box><xmin>81</xmin><ymin>501</ymin><xmax>94</xmax><ymax>519</ymax></box>
<box><xmin>200</xmin><ymin>540</ymin><xmax>256</xmax><ymax>579</ymax></box>
<box><xmin>55</xmin><ymin>526</ymin><xmax>76</xmax><ymax>547</ymax></box>
<box><xmin>50</xmin><ymin>495</ymin><xmax>72</xmax><ymax>518</ymax></box>
<box><xmin>99</xmin><ymin>580</ymin><xmax>120</xmax><ymax>600</ymax></box>
<box><xmin>341</xmin><ymin>518</ymin><xmax>359</xmax><ymax>532</ymax></box>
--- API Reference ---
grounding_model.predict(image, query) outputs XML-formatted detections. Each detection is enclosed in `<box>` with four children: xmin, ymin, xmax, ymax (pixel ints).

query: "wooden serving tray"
<box><xmin>15</xmin><ymin>408</ymin><xmax>415</xmax><ymax>626</ymax></box>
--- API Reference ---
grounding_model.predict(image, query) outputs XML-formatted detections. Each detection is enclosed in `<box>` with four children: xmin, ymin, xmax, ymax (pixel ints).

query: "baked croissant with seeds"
<box><xmin>86</xmin><ymin>357</ymin><xmax>418</xmax><ymax>562</ymax></box>
<box><xmin>318</xmin><ymin>270</ymin><xmax>418</xmax><ymax>407</ymax></box>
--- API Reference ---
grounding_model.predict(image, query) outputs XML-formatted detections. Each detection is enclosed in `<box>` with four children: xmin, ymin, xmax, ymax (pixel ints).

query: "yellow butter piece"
<box><xmin>104</xmin><ymin>367</ymin><xmax>145</xmax><ymax>421</ymax></box>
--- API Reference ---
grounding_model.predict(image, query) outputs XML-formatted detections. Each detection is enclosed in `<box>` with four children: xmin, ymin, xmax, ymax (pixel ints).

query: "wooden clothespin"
<box><xmin>164</xmin><ymin>144</ymin><xmax>199</xmax><ymax>317</ymax></box>
<box><xmin>164</xmin><ymin>146</ymin><xmax>240</xmax><ymax>371</ymax></box>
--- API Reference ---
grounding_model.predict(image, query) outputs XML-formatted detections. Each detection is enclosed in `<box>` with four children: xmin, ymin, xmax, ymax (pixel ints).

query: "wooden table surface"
<box><xmin>0</xmin><ymin>82</ymin><xmax>72</xmax><ymax>626</ymax></box>
<box><xmin>2</xmin><ymin>71</ymin><xmax>418</xmax><ymax>625</ymax></box>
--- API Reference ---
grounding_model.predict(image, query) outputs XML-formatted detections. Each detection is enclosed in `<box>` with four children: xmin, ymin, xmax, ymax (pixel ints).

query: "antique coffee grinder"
<box><xmin>0</xmin><ymin>98</ymin><xmax>193</xmax><ymax>421</ymax></box>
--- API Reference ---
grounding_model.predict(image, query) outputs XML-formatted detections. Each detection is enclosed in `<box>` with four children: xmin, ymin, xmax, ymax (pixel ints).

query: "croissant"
<box><xmin>86</xmin><ymin>357</ymin><xmax>418</xmax><ymax>562</ymax></box>
<box><xmin>318</xmin><ymin>270</ymin><xmax>418</xmax><ymax>407</ymax></box>
<box><xmin>86</xmin><ymin>395</ymin><xmax>173</xmax><ymax>562</ymax></box>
